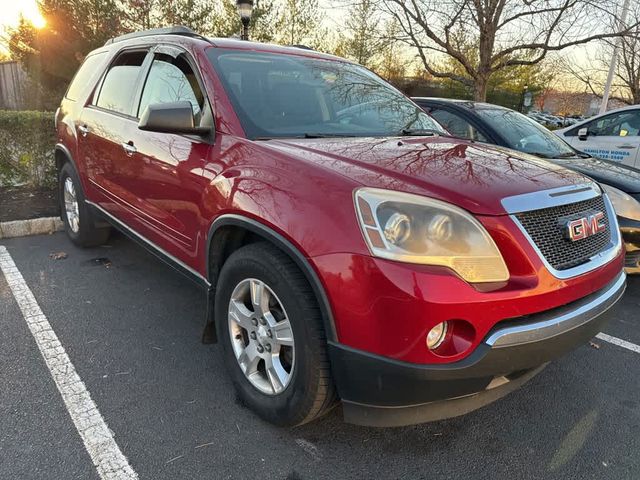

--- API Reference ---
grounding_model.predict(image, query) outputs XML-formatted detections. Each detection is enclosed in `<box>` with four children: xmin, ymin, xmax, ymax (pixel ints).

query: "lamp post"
<box><xmin>520</xmin><ymin>85</ymin><xmax>529</xmax><ymax>113</ymax></box>
<box><xmin>236</xmin><ymin>0</ymin><xmax>254</xmax><ymax>41</ymax></box>
<box><xmin>600</xmin><ymin>0</ymin><xmax>631</xmax><ymax>114</ymax></box>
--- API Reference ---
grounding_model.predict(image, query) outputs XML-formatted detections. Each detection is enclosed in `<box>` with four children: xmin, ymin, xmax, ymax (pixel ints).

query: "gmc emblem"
<box><xmin>565</xmin><ymin>212</ymin><xmax>606</xmax><ymax>241</ymax></box>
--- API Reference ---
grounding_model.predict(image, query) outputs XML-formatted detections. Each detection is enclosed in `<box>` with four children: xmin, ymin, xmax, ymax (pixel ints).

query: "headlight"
<box><xmin>601</xmin><ymin>184</ymin><xmax>640</xmax><ymax>221</ymax></box>
<box><xmin>354</xmin><ymin>188</ymin><xmax>509</xmax><ymax>283</ymax></box>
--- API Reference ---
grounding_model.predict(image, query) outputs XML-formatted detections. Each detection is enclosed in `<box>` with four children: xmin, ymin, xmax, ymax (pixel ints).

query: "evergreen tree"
<box><xmin>275</xmin><ymin>0</ymin><xmax>320</xmax><ymax>46</ymax></box>
<box><xmin>9</xmin><ymin>0</ymin><xmax>124</xmax><ymax>104</ymax></box>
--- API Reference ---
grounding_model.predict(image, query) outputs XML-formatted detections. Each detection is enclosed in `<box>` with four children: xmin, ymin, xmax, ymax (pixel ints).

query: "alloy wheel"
<box><xmin>63</xmin><ymin>177</ymin><xmax>80</xmax><ymax>233</ymax></box>
<box><xmin>227</xmin><ymin>278</ymin><xmax>295</xmax><ymax>395</ymax></box>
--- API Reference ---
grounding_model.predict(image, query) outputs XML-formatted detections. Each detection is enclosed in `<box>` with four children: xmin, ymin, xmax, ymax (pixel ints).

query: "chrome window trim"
<box><xmin>485</xmin><ymin>270</ymin><xmax>626</xmax><ymax>348</ymax></box>
<box><xmin>501</xmin><ymin>183</ymin><xmax>600</xmax><ymax>214</ymax></box>
<box><xmin>505</xmin><ymin>187</ymin><xmax>622</xmax><ymax>279</ymax></box>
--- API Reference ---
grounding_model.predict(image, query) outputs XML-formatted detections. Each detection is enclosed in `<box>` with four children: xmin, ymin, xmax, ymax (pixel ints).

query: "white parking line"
<box><xmin>0</xmin><ymin>246</ymin><xmax>138</xmax><ymax>480</ymax></box>
<box><xmin>596</xmin><ymin>332</ymin><xmax>640</xmax><ymax>354</ymax></box>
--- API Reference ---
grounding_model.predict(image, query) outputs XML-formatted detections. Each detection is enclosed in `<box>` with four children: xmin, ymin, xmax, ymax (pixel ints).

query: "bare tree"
<box><xmin>566</xmin><ymin>28</ymin><xmax>640</xmax><ymax>106</ymax></box>
<box><xmin>616</xmin><ymin>30</ymin><xmax>640</xmax><ymax>103</ymax></box>
<box><xmin>381</xmin><ymin>0</ymin><xmax>639</xmax><ymax>101</ymax></box>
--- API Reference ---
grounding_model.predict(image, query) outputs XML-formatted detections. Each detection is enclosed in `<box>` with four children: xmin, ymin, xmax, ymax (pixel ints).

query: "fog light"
<box><xmin>426</xmin><ymin>321</ymin><xmax>448</xmax><ymax>350</ymax></box>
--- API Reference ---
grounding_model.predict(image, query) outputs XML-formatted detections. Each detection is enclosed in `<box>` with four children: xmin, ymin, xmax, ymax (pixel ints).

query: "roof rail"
<box><xmin>104</xmin><ymin>26</ymin><xmax>210</xmax><ymax>46</ymax></box>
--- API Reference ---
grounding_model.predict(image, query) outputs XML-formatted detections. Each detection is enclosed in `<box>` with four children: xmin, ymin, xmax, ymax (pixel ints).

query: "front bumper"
<box><xmin>330</xmin><ymin>271</ymin><xmax>626</xmax><ymax>427</ymax></box>
<box><xmin>619</xmin><ymin>217</ymin><xmax>640</xmax><ymax>273</ymax></box>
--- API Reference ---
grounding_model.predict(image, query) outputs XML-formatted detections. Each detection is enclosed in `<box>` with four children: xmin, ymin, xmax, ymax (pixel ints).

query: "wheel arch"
<box><xmin>206</xmin><ymin>214</ymin><xmax>337</xmax><ymax>343</ymax></box>
<box><xmin>55</xmin><ymin>143</ymin><xmax>75</xmax><ymax>172</ymax></box>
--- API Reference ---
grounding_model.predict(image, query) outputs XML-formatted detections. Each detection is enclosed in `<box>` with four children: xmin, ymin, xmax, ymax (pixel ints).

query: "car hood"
<box><xmin>259</xmin><ymin>136</ymin><xmax>592</xmax><ymax>215</ymax></box>
<box><xmin>552</xmin><ymin>156</ymin><xmax>640</xmax><ymax>194</ymax></box>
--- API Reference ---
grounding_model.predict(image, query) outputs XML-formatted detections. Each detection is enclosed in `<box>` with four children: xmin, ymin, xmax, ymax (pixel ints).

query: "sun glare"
<box><xmin>0</xmin><ymin>0</ymin><xmax>47</xmax><ymax>30</ymax></box>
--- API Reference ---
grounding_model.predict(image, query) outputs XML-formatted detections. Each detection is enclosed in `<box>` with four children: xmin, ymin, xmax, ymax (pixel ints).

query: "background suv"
<box><xmin>55</xmin><ymin>27</ymin><xmax>625</xmax><ymax>427</ymax></box>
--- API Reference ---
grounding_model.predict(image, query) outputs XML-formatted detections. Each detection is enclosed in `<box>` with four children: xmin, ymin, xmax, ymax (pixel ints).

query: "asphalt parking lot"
<box><xmin>1</xmin><ymin>231</ymin><xmax>639</xmax><ymax>480</ymax></box>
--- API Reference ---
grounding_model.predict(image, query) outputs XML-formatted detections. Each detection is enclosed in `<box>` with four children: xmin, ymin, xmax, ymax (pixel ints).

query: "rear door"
<box><xmin>563</xmin><ymin>109</ymin><xmax>640</xmax><ymax>167</ymax></box>
<box><xmin>78</xmin><ymin>48</ymin><xmax>151</xmax><ymax>224</ymax></box>
<box><xmin>120</xmin><ymin>45</ymin><xmax>214</xmax><ymax>262</ymax></box>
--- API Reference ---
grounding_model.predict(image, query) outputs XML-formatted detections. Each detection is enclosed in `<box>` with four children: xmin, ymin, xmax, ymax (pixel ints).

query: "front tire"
<box><xmin>58</xmin><ymin>162</ymin><xmax>110</xmax><ymax>247</ymax></box>
<box><xmin>215</xmin><ymin>242</ymin><xmax>336</xmax><ymax>426</ymax></box>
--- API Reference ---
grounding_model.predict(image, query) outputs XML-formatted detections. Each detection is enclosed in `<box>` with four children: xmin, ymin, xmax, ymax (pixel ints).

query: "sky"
<box><xmin>0</xmin><ymin>0</ymin><xmax>602</xmax><ymax>89</ymax></box>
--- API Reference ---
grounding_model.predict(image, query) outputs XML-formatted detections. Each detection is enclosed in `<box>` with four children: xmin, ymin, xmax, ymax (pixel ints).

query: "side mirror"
<box><xmin>578</xmin><ymin>127</ymin><xmax>589</xmax><ymax>141</ymax></box>
<box><xmin>138</xmin><ymin>101</ymin><xmax>211</xmax><ymax>135</ymax></box>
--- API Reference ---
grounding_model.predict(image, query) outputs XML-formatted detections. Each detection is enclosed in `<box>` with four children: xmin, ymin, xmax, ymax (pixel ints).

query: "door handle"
<box><xmin>617</xmin><ymin>144</ymin><xmax>636</xmax><ymax>149</ymax></box>
<box><xmin>78</xmin><ymin>125</ymin><xmax>90</xmax><ymax>137</ymax></box>
<box><xmin>121</xmin><ymin>142</ymin><xmax>137</xmax><ymax>156</ymax></box>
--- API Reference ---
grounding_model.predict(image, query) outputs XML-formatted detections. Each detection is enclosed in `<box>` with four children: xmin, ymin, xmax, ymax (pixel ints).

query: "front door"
<box><xmin>121</xmin><ymin>47</ymin><xmax>215</xmax><ymax>264</ymax></box>
<box><xmin>564</xmin><ymin>109</ymin><xmax>640</xmax><ymax>167</ymax></box>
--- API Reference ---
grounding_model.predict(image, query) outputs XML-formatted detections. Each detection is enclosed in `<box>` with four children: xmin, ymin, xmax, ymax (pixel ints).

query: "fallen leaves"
<box><xmin>49</xmin><ymin>251</ymin><xmax>68</xmax><ymax>260</ymax></box>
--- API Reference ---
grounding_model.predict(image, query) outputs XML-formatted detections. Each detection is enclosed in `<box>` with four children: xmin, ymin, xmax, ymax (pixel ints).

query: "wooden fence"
<box><xmin>0</xmin><ymin>61</ymin><xmax>28</xmax><ymax>110</ymax></box>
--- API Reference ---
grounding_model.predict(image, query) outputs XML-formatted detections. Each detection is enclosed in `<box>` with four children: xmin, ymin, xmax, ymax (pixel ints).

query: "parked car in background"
<box><xmin>527</xmin><ymin>111</ymin><xmax>564</xmax><ymax>128</ymax></box>
<box><xmin>413</xmin><ymin>97</ymin><xmax>640</xmax><ymax>272</ymax></box>
<box><xmin>55</xmin><ymin>27</ymin><xmax>626</xmax><ymax>428</ymax></box>
<box><xmin>555</xmin><ymin>105</ymin><xmax>640</xmax><ymax>167</ymax></box>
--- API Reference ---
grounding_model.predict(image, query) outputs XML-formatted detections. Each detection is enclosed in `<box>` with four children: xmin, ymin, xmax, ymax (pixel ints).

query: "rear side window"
<box><xmin>137</xmin><ymin>53</ymin><xmax>205</xmax><ymax>122</ymax></box>
<box><xmin>95</xmin><ymin>50</ymin><xmax>148</xmax><ymax>115</ymax></box>
<box><xmin>65</xmin><ymin>52</ymin><xmax>107</xmax><ymax>101</ymax></box>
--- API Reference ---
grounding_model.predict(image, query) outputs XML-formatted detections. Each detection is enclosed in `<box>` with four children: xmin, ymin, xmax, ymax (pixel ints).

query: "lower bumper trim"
<box><xmin>342</xmin><ymin>364</ymin><xmax>546</xmax><ymax>427</ymax></box>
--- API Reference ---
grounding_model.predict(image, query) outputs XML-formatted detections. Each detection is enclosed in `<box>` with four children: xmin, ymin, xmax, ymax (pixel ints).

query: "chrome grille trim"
<box><xmin>507</xmin><ymin>192</ymin><xmax>622</xmax><ymax>279</ymax></box>
<box><xmin>501</xmin><ymin>183</ymin><xmax>600</xmax><ymax>214</ymax></box>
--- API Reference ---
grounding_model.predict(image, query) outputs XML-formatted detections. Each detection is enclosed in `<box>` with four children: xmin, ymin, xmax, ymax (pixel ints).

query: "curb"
<box><xmin>0</xmin><ymin>217</ymin><xmax>64</xmax><ymax>240</ymax></box>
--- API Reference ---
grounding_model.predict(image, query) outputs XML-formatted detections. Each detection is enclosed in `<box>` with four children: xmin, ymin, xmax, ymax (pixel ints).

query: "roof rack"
<box><xmin>289</xmin><ymin>44</ymin><xmax>314</xmax><ymax>51</ymax></box>
<box><xmin>104</xmin><ymin>26</ymin><xmax>211</xmax><ymax>46</ymax></box>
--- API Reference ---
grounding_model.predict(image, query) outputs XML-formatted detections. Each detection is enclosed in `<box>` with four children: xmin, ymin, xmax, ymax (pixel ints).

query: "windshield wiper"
<box><xmin>253</xmin><ymin>133</ymin><xmax>359</xmax><ymax>140</ymax></box>
<box><xmin>526</xmin><ymin>151</ymin><xmax>555</xmax><ymax>159</ymax></box>
<box><xmin>555</xmin><ymin>151</ymin><xmax>580</xmax><ymax>159</ymax></box>
<box><xmin>400</xmin><ymin>128</ymin><xmax>441</xmax><ymax>136</ymax></box>
<box><xmin>302</xmin><ymin>133</ymin><xmax>359</xmax><ymax>138</ymax></box>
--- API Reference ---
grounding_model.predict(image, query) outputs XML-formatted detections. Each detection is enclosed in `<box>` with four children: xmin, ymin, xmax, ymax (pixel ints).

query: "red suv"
<box><xmin>55</xmin><ymin>27</ymin><xmax>626</xmax><ymax>427</ymax></box>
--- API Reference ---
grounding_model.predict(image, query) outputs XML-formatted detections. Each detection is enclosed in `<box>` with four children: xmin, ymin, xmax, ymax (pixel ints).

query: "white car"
<box><xmin>555</xmin><ymin>105</ymin><xmax>640</xmax><ymax>166</ymax></box>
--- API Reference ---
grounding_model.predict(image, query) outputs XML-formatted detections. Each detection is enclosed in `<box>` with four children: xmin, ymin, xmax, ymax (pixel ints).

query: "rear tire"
<box><xmin>58</xmin><ymin>162</ymin><xmax>110</xmax><ymax>247</ymax></box>
<box><xmin>215</xmin><ymin>242</ymin><xmax>337</xmax><ymax>426</ymax></box>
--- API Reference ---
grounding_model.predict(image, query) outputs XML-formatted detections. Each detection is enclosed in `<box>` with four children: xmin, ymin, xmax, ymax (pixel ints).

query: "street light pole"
<box><xmin>520</xmin><ymin>85</ymin><xmax>529</xmax><ymax>113</ymax></box>
<box><xmin>599</xmin><ymin>0</ymin><xmax>631</xmax><ymax>114</ymax></box>
<box><xmin>236</xmin><ymin>0</ymin><xmax>254</xmax><ymax>41</ymax></box>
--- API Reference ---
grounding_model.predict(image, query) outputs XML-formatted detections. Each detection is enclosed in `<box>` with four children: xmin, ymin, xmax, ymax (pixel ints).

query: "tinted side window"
<box><xmin>138</xmin><ymin>54</ymin><xmax>205</xmax><ymax>123</ymax></box>
<box><xmin>429</xmin><ymin>108</ymin><xmax>487</xmax><ymax>141</ymax></box>
<box><xmin>95</xmin><ymin>50</ymin><xmax>148</xmax><ymax>115</ymax></box>
<box><xmin>66</xmin><ymin>52</ymin><xmax>107</xmax><ymax>101</ymax></box>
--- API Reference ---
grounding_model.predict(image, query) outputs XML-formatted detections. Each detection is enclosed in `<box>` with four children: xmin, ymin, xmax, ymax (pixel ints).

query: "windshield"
<box><xmin>476</xmin><ymin>108</ymin><xmax>577</xmax><ymax>158</ymax></box>
<box><xmin>208</xmin><ymin>49</ymin><xmax>445</xmax><ymax>139</ymax></box>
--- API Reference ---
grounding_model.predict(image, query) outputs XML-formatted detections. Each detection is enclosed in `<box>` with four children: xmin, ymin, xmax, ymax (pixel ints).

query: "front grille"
<box><xmin>515</xmin><ymin>196</ymin><xmax>611</xmax><ymax>271</ymax></box>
